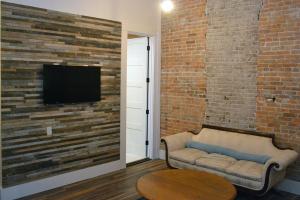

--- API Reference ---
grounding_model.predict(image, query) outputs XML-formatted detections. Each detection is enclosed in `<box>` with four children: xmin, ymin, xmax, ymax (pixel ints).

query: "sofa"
<box><xmin>161</xmin><ymin>125</ymin><xmax>298</xmax><ymax>195</ymax></box>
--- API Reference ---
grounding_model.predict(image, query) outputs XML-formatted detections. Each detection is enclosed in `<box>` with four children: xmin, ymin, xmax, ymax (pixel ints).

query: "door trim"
<box><xmin>145</xmin><ymin>37</ymin><xmax>150</xmax><ymax>157</ymax></box>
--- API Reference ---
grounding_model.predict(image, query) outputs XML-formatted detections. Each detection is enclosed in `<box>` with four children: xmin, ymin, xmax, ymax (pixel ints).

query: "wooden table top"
<box><xmin>137</xmin><ymin>169</ymin><xmax>237</xmax><ymax>200</ymax></box>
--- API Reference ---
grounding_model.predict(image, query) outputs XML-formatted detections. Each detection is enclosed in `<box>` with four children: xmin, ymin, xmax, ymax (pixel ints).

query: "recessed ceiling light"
<box><xmin>161</xmin><ymin>0</ymin><xmax>174</xmax><ymax>13</ymax></box>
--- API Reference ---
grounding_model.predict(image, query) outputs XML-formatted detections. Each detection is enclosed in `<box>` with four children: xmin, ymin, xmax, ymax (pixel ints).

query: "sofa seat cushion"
<box><xmin>169</xmin><ymin>148</ymin><xmax>208</xmax><ymax>164</ymax></box>
<box><xmin>226</xmin><ymin>160</ymin><xmax>264</xmax><ymax>181</ymax></box>
<box><xmin>195</xmin><ymin>153</ymin><xmax>237</xmax><ymax>172</ymax></box>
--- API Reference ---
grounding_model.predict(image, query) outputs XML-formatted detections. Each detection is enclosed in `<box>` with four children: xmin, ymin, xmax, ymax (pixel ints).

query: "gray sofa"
<box><xmin>161</xmin><ymin>125</ymin><xmax>298</xmax><ymax>195</ymax></box>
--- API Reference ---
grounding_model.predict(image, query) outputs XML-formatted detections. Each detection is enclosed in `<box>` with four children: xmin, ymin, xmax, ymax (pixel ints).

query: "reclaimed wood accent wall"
<box><xmin>1</xmin><ymin>2</ymin><xmax>121</xmax><ymax>187</ymax></box>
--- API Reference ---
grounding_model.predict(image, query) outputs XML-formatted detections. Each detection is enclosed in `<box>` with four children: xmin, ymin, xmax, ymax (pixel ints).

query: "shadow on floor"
<box><xmin>137</xmin><ymin>189</ymin><xmax>300</xmax><ymax>200</ymax></box>
<box><xmin>237</xmin><ymin>190</ymin><xmax>300</xmax><ymax>200</ymax></box>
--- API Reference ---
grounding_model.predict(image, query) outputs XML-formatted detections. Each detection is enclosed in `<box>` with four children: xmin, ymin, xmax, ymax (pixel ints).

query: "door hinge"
<box><xmin>145</xmin><ymin>140</ymin><xmax>149</xmax><ymax>146</ymax></box>
<box><xmin>146</xmin><ymin>78</ymin><xmax>150</xmax><ymax>83</ymax></box>
<box><xmin>146</xmin><ymin>109</ymin><xmax>149</xmax><ymax>115</ymax></box>
<box><xmin>147</xmin><ymin>45</ymin><xmax>150</xmax><ymax>51</ymax></box>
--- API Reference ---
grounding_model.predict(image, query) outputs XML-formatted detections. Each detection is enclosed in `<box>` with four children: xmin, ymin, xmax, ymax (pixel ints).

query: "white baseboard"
<box><xmin>275</xmin><ymin>178</ymin><xmax>300</xmax><ymax>195</ymax></box>
<box><xmin>158</xmin><ymin>149</ymin><xmax>300</xmax><ymax>195</ymax></box>
<box><xmin>1</xmin><ymin>160</ymin><xmax>123</xmax><ymax>200</ymax></box>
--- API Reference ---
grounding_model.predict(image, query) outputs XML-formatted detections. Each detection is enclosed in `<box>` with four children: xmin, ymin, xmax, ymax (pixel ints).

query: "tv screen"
<box><xmin>43</xmin><ymin>65</ymin><xmax>101</xmax><ymax>104</ymax></box>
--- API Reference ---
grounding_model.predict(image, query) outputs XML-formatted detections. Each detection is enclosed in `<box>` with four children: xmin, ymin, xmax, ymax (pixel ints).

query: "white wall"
<box><xmin>1</xmin><ymin>0</ymin><xmax>161</xmax><ymax>199</ymax></box>
<box><xmin>3</xmin><ymin>0</ymin><xmax>160</xmax><ymax>34</ymax></box>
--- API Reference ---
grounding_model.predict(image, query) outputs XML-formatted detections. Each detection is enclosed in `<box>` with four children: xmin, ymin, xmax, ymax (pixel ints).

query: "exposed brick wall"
<box><xmin>160</xmin><ymin>0</ymin><xmax>207</xmax><ymax>137</ymax></box>
<box><xmin>161</xmin><ymin>0</ymin><xmax>300</xmax><ymax>180</ymax></box>
<box><xmin>257</xmin><ymin>0</ymin><xmax>300</xmax><ymax>181</ymax></box>
<box><xmin>205</xmin><ymin>0</ymin><xmax>262</xmax><ymax>130</ymax></box>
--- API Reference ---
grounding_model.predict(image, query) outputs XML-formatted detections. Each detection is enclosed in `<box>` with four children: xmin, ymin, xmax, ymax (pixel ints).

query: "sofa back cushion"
<box><xmin>192</xmin><ymin>128</ymin><xmax>278</xmax><ymax>158</ymax></box>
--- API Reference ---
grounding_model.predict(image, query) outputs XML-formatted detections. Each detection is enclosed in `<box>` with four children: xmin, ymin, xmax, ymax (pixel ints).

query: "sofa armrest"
<box><xmin>259</xmin><ymin>151</ymin><xmax>297</xmax><ymax>195</ymax></box>
<box><xmin>265</xmin><ymin>149</ymin><xmax>298</xmax><ymax>171</ymax></box>
<box><xmin>161</xmin><ymin>132</ymin><xmax>194</xmax><ymax>152</ymax></box>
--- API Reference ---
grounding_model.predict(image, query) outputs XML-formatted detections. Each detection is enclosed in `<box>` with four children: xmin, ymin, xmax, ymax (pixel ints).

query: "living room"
<box><xmin>0</xmin><ymin>0</ymin><xmax>299</xmax><ymax>200</ymax></box>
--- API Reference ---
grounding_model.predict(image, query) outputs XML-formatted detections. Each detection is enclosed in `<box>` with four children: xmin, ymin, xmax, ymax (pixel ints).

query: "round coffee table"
<box><xmin>137</xmin><ymin>169</ymin><xmax>236</xmax><ymax>200</ymax></box>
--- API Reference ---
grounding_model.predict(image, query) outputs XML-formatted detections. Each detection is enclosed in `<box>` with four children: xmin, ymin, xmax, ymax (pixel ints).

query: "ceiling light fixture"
<box><xmin>161</xmin><ymin>0</ymin><xmax>174</xmax><ymax>13</ymax></box>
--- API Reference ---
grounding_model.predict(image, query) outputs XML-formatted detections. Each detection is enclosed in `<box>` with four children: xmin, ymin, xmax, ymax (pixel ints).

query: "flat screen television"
<box><xmin>43</xmin><ymin>64</ymin><xmax>101</xmax><ymax>104</ymax></box>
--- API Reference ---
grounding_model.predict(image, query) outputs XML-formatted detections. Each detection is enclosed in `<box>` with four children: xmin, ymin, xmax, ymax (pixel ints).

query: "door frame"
<box><xmin>124</xmin><ymin>31</ymin><xmax>160</xmax><ymax>162</ymax></box>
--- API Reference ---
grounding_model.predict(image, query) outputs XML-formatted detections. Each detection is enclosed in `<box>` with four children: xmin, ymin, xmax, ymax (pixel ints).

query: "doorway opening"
<box><xmin>126</xmin><ymin>33</ymin><xmax>153</xmax><ymax>164</ymax></box>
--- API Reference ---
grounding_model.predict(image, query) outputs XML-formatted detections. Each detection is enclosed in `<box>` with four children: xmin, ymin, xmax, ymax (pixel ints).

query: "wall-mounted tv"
<box><xmin>43</xmin><ymin>64</ymin><xmax>101</xmax><ymax>104</ymax></box>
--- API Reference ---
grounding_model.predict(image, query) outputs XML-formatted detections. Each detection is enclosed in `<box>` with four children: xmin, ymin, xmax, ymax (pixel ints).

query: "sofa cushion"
<box><xmin>186</xmin><ymin>141</ymin><xmax>271</xmax><ymax>164</ymax></box>
<box><xmin>226</xmin><ymin>160</ymin><xmax>264</xmax><ymax>181</ymax></box>
<box><xmin>169</xmin><ymin>148</ymin><xmax>208</xmax><ymax>164</ymax></box>
<box><xmin>195</xmin><ymin>153</ymin><xmax>237</xmax><ymax>172</ymax></box>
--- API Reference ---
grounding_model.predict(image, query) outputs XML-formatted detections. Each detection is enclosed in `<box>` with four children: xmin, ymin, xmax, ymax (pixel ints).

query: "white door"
<box><xmin>126</xmin><ymin>37</ymin><xmax>148</xmax><ymax>163</ymax></box>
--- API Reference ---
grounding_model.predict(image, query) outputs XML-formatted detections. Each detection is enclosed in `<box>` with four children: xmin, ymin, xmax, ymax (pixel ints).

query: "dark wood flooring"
<box><xmin>20</xmin><ymin>160</ymin><xmax>300</xmax><ymax>200</ymax></box>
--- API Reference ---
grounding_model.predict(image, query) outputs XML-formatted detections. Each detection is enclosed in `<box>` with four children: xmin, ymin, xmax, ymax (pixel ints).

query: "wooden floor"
<box><xmin>21</xmin><ymin>160</ymin><xmax>166</xmax><ymax>200</ymax></box>
<box><xmin>21</xmin><ymin>160</ymin><xmax>300</xmax><ymax>200</ymax></box>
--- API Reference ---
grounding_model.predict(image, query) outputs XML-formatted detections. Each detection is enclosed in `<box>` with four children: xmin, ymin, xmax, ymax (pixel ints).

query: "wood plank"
<box><xmin>1</xmin><ymin>1</ymin><xmax>121</xmax><ymax>187</ymax></box>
